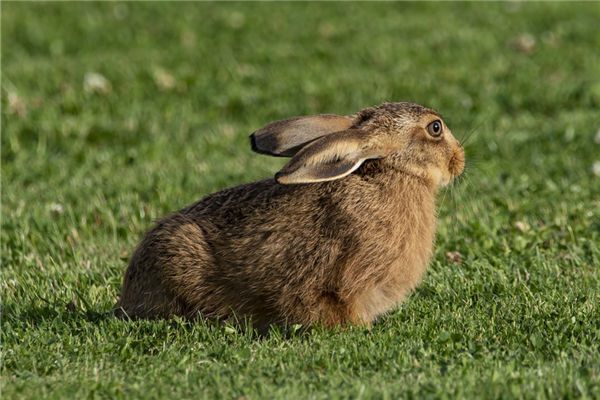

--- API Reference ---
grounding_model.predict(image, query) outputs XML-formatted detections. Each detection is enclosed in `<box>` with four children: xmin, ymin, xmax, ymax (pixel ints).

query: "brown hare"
<box><xmin>116</xmin><ymin>102</ymin><xmax>465</xmax><ymax>332</ymax></box>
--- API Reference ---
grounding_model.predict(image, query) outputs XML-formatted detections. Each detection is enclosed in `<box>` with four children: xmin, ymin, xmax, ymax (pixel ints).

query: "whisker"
<box><xmin>443</xmin><ymin>112</ymin><xmax>487</xmax><ymax>253</ymax></box>
<box><xmin>458</xmin><ymin>117</ymin><xmax>489</xmax><ymax>147</ymax></box>
<box><xmin>439</xmin><ymin>182</ymin><xmax>449</xmax><ymax>210</ymax></box>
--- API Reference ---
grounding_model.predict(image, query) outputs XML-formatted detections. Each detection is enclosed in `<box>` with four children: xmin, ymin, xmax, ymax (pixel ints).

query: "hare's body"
<box><xmin>117</xmin><ymin>102</ymin><xmax>464</xmax><ymax>330</ymax></box>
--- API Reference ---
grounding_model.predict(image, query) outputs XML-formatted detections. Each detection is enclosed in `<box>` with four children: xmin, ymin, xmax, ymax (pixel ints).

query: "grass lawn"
<box><xmin>2</xmin><ymin>2</ymin><xmax>600</xmax><ymax>399</ymax></box>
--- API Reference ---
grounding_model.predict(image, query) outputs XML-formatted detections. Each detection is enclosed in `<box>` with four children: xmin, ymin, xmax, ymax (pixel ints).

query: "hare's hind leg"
<box><xmin>116</xmin><ymin>244</ymin><xmax>189</xmax><ymax>319</ymax></box>
<box><xmin>116</xmin><ymin>213</ymin><xmax>213</xmax><ymax>319</ymax></box>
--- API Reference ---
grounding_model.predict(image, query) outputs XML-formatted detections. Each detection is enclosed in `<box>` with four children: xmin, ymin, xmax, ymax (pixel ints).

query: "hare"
<box><xmin>116</xmin><ymin>102</ymin><xmax>465</xmax><ymax>332</ymax></box>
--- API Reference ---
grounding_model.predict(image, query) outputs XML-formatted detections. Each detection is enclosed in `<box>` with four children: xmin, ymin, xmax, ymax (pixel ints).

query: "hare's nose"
<box><xmin>449</xmin><ymin>146</ymin><xmax>465</xmax><ymax>177</ymax></box>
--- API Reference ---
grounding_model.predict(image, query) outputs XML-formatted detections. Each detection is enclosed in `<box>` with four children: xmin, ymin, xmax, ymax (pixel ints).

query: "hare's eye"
<box><xmin>427</xmin><ymin>120</ymin><xmax>443</xmax><ymax>138</ymax></box>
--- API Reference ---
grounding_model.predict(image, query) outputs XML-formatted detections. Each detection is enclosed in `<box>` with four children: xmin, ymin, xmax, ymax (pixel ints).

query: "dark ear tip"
<box><xmin>250</xmin><ymin>131</ymin><xmax>289</xmax><ymax>157</ymax></box>
<box><xmin>274</xmin><ymin>172</ymin><xmax>284</xmax><ymax>184</ymax></box>
<box><xmin>249</xmin><ymin>132</ymin><xmax>258</xmax><ymax>152</ymax></box>
<box><xmin>274</xmin><ymin>171</ymin><xmax>293</xmax><ymax>185</ymax></box>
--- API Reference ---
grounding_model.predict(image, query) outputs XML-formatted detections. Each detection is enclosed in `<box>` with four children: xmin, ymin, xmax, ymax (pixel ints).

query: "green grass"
<box><xmin>2</xmin><ymin>2</ymin><xmax>600</xmax><ymax>399</ymax></box>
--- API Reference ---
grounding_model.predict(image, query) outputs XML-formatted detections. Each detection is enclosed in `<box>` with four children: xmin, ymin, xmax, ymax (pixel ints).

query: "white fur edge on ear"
<box><xmin>275</xmin><ymin>158</ymin><xmax>366</xmax><ymax>184</ymax></box>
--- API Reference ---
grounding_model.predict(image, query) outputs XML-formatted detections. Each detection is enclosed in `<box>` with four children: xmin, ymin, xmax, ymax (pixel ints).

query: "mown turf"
<box><xmin>2</xmin><ymin>2</ymin><xmax>600</xmax><ymax>399</ymax></box>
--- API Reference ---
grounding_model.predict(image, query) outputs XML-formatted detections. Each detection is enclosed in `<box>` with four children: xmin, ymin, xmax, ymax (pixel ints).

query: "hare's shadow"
<box><xmin>3</xmin><ymin>300</ymin><xmax>378</xmax><ymax>343</ymax></box>
<box><xmin>2</xmin><ymin>301</ymin><xmax>114</xmax><ymax>329</ymax></box>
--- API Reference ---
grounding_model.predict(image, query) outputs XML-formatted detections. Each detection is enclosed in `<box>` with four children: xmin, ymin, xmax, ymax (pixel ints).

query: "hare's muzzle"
<box><xmin>448</xmin><ymin>142</ymin><xmax>465</xmax><ymax>179</ymax></box>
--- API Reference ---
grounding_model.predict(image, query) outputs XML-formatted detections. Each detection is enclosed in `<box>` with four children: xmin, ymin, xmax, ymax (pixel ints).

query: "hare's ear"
<box><xmin>275</xmin><ymin>129</ymin><xmax>385</xmax><ymax>184</ymax></box>
<box><xmin>250</xmin><ymin>114</ymin><xmax>353</xmax><ymax>157</ymax></box>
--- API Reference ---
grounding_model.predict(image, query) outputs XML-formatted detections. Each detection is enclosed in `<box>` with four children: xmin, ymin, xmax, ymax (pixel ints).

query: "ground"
<box><xmin>2</xmin><ymin>2</ymin><xmax>600</xmax><ymax>399</ymax></box>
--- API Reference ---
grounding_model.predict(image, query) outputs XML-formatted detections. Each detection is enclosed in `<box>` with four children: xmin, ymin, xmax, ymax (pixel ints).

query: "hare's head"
<box><xmin>251</xmin><ymin>102</ymin><xmax>464</xmax><ymax>187</ymax></box>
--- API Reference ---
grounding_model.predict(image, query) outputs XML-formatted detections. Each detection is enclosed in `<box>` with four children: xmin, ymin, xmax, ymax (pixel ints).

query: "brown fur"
<box><xmin>116</xmin><ymin>102</ymin><xmax>465</xmax><ymax>332</ymax></box>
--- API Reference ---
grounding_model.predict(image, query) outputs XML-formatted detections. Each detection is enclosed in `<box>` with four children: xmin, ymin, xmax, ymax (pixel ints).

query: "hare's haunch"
<box><xmin>116</xmin><ymin>102</ymin><xmax>465</xmax><ymax>331</ymax></box>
